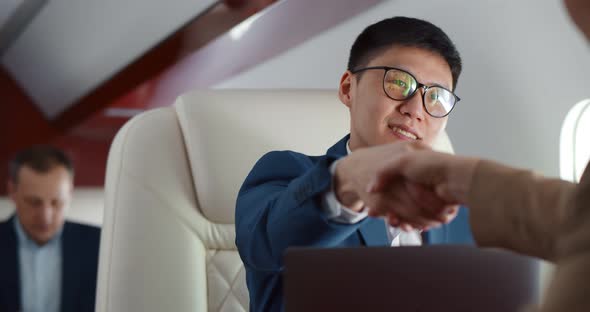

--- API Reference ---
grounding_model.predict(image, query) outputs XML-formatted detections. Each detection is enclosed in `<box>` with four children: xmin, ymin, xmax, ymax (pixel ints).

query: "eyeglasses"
<box><xmin>350</xmin><ymin>66</ymin><xmax>460</xmax><ymax>118</ymax></box>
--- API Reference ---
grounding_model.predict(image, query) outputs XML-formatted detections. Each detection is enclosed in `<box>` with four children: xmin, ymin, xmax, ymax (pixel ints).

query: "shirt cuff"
<box><xmin>321</xmin><ymin>159</ymin><xmax>368</xmax><ymax>224</ymax></box>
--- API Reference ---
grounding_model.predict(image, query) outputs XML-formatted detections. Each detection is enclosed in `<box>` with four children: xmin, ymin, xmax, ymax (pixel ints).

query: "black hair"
<box><xmin>9</xmin><ymin>145</ymin><xmax>74</xmax><ymax>184</ymax></box>
<box><xmin>348</xmin><ymin>16</ymin><xmax>462</xmax><ymax>90</ymax></box>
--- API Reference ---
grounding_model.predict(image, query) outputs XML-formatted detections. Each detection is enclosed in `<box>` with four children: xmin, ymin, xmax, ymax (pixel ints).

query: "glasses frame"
<box><xmin>350</xmin><ymin>66</ymin><xmax>460</xmax><ymax>118</ymax></box>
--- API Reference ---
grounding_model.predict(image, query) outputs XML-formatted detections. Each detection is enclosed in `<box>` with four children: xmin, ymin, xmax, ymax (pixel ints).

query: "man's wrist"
<box><xmin>333</xmin><ymin>156</ymin><xmax>364</xmax><ymax>212</ymax></box>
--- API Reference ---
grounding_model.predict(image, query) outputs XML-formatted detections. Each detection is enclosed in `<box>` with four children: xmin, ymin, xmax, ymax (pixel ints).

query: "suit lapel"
<box><xmin>0</xmin><ymin>217</ymin><xmax>21</xmax><ymax>310</ymax></box>
<box><xmin>60</xmin><ymin>222</ymin><xmax>77</xmax><ymax>312</ymax></box>
<box><xmin>325</xmin><ymin>134</ymin><xmax>350</xmax><ymax>161</ymax></box>
<box><xmin>421</xmin><ymin>230</ymin><xmax>432</xmax><ymax>244</ymax></box>
<box><xmin>358</xmin><ymin>218</ymin><xmax>389</xmax><ymax>246</ymax></box>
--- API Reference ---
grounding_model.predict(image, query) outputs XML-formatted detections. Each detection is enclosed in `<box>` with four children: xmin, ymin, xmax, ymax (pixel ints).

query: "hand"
<box><xmin>377</xmin><ymin>182</ymin><xmax>460</xmax><ymax>231</ymax></box>
<box><xmin>366</xmin><ymin>150</ymin><xmax>479</xmax><ymax>226</ymax></box>
<box><xmin>333</xmin><ymin>142</ymin><xmax>448</xmax><ymax>229</ymax></box>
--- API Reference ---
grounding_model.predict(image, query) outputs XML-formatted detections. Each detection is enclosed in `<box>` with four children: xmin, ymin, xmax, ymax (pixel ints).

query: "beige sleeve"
<box><xmin>539</xmin><ymin>164</ymin><xmax>590</xmax><ymax>312</ymax></box>
<box><xmin>467</xmin><ymin>160</ymin><xmax>576</xmax><ymax>261</ymax></box>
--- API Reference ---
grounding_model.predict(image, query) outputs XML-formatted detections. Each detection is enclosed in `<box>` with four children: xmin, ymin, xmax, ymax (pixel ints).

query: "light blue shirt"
<box><xmin>14</xmin><ymin>217</ymin><xmax>62</xmax><ymax>312</ymax></box>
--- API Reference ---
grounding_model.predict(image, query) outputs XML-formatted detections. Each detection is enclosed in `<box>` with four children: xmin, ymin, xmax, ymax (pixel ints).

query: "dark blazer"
<box><xmin>235</xmin><ymin>135</ymin><xmax>473</xmax><ymax>312</ymax></box>
<box><xmin>0</xmin><ymin>216</ymin><xmax>101</xmax><ymax>312</ymax></box>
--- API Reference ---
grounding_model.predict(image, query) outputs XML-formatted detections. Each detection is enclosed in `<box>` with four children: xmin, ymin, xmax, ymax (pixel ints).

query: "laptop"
<box><xmin>283</xmin><ymin>246</ymin><xmax>540</xmax><ymax>312</ymax></box>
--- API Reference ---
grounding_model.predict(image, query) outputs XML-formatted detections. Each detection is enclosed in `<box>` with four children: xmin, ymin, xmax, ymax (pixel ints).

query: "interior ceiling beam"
<box><xmin>55</xmin><ymin>0</ymin><xmax>385</xmax><ymax>130</ymax></box>
<box><xmin>0</xmin><ymin>0</ymin><xmax>48</xmax><ymax>57</ymax></box>
<box><xmin>51</xmin><ymin>2</ymin><xmax>253</xmax><ymax>133</ymax></box>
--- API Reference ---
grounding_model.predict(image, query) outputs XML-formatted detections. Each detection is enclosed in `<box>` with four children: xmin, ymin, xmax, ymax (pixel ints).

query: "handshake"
<box><xmin>333</xmin><ymin>141</ymin><xmax>479</xmax><ymax>232</ymax></box>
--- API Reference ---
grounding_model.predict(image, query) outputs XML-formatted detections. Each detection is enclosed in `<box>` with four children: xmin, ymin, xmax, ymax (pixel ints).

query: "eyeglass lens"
<box><xmin>384</xmin><ymin>69</ymin><xmax>455</xmax><ymax>117</ymax></box>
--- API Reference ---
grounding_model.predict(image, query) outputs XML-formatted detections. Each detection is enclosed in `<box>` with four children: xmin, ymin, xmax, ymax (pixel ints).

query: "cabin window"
<box><xmin>560</xmin><ymin>99</ymin><xmax>590</xmax><ymax>183</ymax></box>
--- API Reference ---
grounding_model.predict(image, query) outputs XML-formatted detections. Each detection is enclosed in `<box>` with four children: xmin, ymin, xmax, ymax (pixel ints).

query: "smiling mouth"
<box><xmin>390</xmin><ymin>126</ymin><xmax>419</xmax><ymax>140</ymax></box>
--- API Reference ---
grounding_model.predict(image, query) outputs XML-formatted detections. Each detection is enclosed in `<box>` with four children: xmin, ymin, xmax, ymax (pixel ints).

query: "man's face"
<box><xmin>339</xmin><ymin>45</ymin><xmax>454</xmax><ymax>150</ymax></box>
<box><xmin>8</xmin><ymin>165</ymin><xmax>72</xmax><ymax>245</ymax></box>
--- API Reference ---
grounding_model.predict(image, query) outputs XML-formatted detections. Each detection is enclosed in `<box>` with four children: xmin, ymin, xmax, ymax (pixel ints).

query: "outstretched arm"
<box><xmin>368</xmin><ymin>150</ymin><xmax>576</xmax><ymax>261</ymax></box>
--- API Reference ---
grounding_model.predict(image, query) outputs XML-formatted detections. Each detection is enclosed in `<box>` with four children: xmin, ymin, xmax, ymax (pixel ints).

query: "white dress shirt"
<box><xmin>14</xmin><ymin>217</ymin><xmax>62</xmax><ymax>312</ymax></box>
<box><xmin>321</xmin><ymin>141</ymin><xmax>422</xmax><ymax>246</ymax></box>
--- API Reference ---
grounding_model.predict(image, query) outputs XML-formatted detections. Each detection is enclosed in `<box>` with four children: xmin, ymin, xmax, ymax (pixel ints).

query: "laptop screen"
<box><xmin>284</xmin><ymin>246</ymin><xmax>540</xmax><ymax>312</ymax></box>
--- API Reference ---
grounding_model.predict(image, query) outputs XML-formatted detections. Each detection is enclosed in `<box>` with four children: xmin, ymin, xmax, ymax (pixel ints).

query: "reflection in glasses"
<box><xmin>351</xmin><ymin>66</ymin><xmax>460</xmax><ymax>118</ymax></box>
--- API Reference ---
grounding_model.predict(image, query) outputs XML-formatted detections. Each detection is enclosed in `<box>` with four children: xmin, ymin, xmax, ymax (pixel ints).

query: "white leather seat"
<box><xmin>95</xmin><ymin>89</ymin><xmax>454</xmax><ymax>312</ymax></box>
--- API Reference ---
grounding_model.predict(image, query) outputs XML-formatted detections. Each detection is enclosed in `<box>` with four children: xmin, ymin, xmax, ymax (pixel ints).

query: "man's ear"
<box><xmin>338</xmin><ymin>71</ymin><xmax>354</xmax><ymax>108</ymax></box>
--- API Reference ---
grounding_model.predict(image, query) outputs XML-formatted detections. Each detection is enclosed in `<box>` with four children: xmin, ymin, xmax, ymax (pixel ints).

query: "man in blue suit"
<box><xmin>0</xmin><ymin>146</ymin><xmax>100</xmax><ymax>312</ymax></box>
<box><xmin>236</xmin><ymin>17</ymin><xmax>472</xmax><ymax>312</ymax></box>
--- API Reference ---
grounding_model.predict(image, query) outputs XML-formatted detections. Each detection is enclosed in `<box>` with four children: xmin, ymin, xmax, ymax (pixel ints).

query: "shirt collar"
<box><xmin>13</xmin><ymin>216</ymin><xmax>63</xmax><ymax>248</ymax></box>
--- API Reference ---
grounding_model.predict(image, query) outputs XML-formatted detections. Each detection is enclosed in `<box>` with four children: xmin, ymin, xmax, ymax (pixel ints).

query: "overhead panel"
<box><xmin>1</xmin><ymin>0</ymin><xmax>216</xmax><ymax>119</ymax></box>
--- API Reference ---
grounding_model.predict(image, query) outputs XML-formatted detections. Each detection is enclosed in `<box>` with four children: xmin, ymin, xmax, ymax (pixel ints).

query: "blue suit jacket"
<box><xmin>236</xmin><ymin>135</ymin><xmax>473</xmax><ymax>312</ymax></box>
<box><xmin>0</xmin><ymin>216</ymin><xmax>101</xmax><ymax>312</ymax></box>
